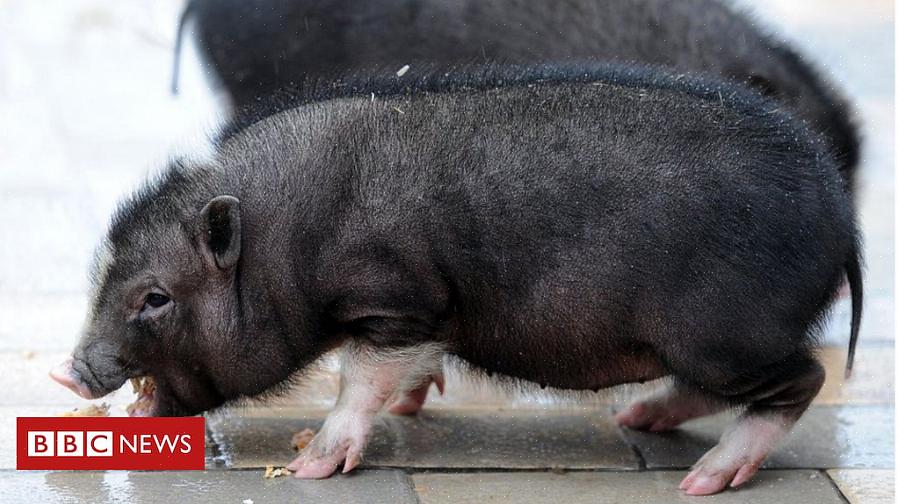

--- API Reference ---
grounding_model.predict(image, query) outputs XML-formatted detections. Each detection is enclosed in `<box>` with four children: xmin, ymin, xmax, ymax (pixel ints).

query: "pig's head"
<box><xmin>50</xmin><ymin>166</ymin><xmax>297</xmax><ymax>416</ymax></box>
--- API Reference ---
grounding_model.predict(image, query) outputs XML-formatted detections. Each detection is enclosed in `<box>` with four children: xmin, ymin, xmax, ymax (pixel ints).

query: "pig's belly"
<box><xmin>450</xmin><ymin>326</ymin><xmax>668</xmax><ymax>391</ymax></box>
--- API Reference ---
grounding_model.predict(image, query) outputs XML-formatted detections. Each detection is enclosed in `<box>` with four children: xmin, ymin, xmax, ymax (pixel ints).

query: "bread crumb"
<box><xmin>130</xmin><ymin>377</ymin><xmax>156</xmax><ymax>395</ymax></box>
<box><xmin>263</xmin><ymin>465</ymin><xmax>292</xmax><ymax>479</ymax></box>
<box><xmin>291</xmin><ymin>428</ymin><xmax>316</xmax><ymax>451</ymax></box>
<box><xmin>60</xmin><ymin>403</ymin><xmax>109</xmax><ymax>417</ymax></box>
<box><xmin>22</xmin><ymin>350</ymin><xmax>35</xmax><ymax>359</ymax></box>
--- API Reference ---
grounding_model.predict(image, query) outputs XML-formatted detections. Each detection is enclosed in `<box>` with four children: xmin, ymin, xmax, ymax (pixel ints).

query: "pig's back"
<box><xmin>326</xmin><ymin>70</ymin><xmax>851</xmax><ymax>278</ymax></box>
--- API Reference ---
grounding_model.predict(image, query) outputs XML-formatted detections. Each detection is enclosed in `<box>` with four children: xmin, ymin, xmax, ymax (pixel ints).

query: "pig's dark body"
<box><xmin>115</xmin><ymin>66</ymin><xmax>855</xmax><ymax>408</ymax></box>
<box><xmin>58</xmin><ymin>65</ymin><xmax>860</xmax><ymax>490</ymax></box>
<box><xmin>178</xmin><ymin>0</ymin><xmax>859</xmax><ymax>191</ymax></box>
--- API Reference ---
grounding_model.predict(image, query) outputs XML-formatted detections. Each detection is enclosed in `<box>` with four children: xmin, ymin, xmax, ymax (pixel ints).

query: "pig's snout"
<box><xmin>50</xmin><ymin>358</ymin><xmax>98</xmax><ymax>400</ymax></box>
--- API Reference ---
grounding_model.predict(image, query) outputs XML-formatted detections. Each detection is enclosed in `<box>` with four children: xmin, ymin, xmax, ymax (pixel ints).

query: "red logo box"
<box><xmin>17</xmin><ymin>417</ymin><xmax>205</xmax><ymax>470</ymax></box>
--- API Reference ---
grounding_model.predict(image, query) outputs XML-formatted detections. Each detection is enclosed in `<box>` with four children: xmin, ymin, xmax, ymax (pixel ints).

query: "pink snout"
<box><xmin>49</xmin><ymin>358</ymin><xmax>96</xmax><ymax>399</ymax></box>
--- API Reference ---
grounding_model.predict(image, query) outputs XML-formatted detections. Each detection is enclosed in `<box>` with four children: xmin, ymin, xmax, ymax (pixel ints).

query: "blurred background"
<box><xmin>0</xmin><ymin>1</ymin><xmax>893</xmax><ymax>502</ymax></box>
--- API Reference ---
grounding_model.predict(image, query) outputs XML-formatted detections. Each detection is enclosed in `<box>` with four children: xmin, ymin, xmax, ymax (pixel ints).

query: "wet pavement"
<box><xmin>0</xmin><ymin>0</ymin><xmax>894</xmax><ymax>502</ymax></box>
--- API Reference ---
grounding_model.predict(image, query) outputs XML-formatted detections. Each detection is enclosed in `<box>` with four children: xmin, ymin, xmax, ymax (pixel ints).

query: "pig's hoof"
<box><xmin>679</xmin><ymin>444</ymin><xmax>762</xmax><ymax>495</ymax></box>
<box><xmin>615</xmin><ymin>400</ymin><xmax>685</xmax><ymax>432</ymax></box>
<box><xmin>287</xmin><ymin>445</ymin><xmax>362</xmax><ymax>479</ymax></box>
<box><xmin>679</xmin><ymin>461</ymin><xmax>759</xmax><ymax>495</ymax></box>
<box><xmin>286</xmin><ymin>430</ymin><xmax>366</xmax><ymax>479</ymax></box>
<box><xmin>387</xmin><ymin>374</ymin><xmax>444</xmax><ymax>416</ymax></box>
<box><xmin>289</xmin><ymin>455</ymin><xmax>341</xmax><ymax>479</ymax></box>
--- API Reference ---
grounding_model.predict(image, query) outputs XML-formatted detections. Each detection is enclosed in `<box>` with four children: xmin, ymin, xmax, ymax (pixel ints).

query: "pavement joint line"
<box><xmin>198</xmin><ymin>465</ymin><xmax>891</xmax><ymax>473</ymax></box>
<box><xmin>400</xmin><ymin>467</ymin><xmax>648</xmax><ymax>474</ymax></box>
<box><xmin>204</xmin><ymin>421</ymin><xmax>229</xmax><ymax>468</ymax></box>
<box><xmin>201</xmin><ymin>464</ymin><xmax>652</xmax><ymax>472</ymax></box>
<box><xmin>2</xmin><ymin>468</ymin><xmax>852</xmax><ymax>474</ymax></box>
<box><xmin>822</xmin><ymin>469</ymin><xmax>854</xmax><ymax>504</ymax></box>
<box><xmin>397</xmin><ymin>470</ymin><xmax>422</xmax><ymax>504</ymax></box>
<box><xmin>202</xmin><ymin>466</ymin><xmax>650</xmax><ymax>473</ymax></box>
<box><xmin>608</xmin><ymin>404</ymin><xmax>648</xmax><ymax>471</ymax></box>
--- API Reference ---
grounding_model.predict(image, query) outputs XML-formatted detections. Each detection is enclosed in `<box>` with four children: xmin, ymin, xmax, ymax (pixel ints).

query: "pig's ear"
<box><xmin>199</xmin><ymin>195</ymin><xmax>241</xmax><ymax>270</ymax></box>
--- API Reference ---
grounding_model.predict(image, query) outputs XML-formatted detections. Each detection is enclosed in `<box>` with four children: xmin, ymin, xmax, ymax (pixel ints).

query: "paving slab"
<box><xmin>412</xmin><ymin>470</ymin><xmax>845</xmax><ymax>504</ymax></box>
<box><xmin>827</xmin><ymin>469</ymin><xmax>896</xmax><ymax>504</ymax></box>
<box><xmin>207</xmin><ymin>408</ymin><xmax>639</xmax><ymax>470</ymax></box>
<box><xmin>0</xmin><ymin>469</ymin><xmax>417</xmax><ymax>504</ymax></box>
<box><xmin>621</xmin><ymin>405</ymin><xmax>894</xmax><ymax>470</ymax></box>
<box><xmin>817</xmin><ymin>345</ymin><xmax>895</xmax><ymax>405</ymax></box>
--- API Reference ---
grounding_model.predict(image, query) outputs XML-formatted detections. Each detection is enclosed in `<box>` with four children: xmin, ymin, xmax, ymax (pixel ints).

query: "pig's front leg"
<box><xmin>288</xmin><ymin>340</ymin><xmax>444</xmax><ymax>478</ymax></box>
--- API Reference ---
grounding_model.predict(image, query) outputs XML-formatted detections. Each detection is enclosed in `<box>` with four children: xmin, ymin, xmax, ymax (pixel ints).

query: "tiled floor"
<box><xmin>0</xmin><ymin>0</ymin><xmax>893</xmax><ymax>503</ymax></box>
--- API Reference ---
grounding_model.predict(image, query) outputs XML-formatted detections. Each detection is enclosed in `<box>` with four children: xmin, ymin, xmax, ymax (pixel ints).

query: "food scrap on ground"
<box><xmin>263</xmin><ymin>465</ymin><xmax>292</xmax><ymax>479</ymax></box>
<box><xmin>126</xmin><ymin>376</ymin><xmax>156</xmax><ymax>416</ymax></box>
<box><xmin>60</xmin><ymin>403</ymin><xmax>109</xmax><ymax>417</ymax></box>
<box><xmin>291</xmin><ymin>428</ymin><xmax>316</xmax><ymax>451</ymax></box>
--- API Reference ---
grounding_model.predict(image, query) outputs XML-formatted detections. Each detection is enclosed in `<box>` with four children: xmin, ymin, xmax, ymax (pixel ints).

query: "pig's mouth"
<box><xmin>52</xmin><ymin>358</ymin><xmax>220</xmax><ymax>417</ymax></box>
<box><xmin>124</xmin><ymin>374</ymin><xmax>209</xmax><ymax>417</ymax></box>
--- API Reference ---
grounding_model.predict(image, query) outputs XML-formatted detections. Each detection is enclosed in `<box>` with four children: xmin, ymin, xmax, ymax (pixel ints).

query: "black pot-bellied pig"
<box><xmin>174</xmin><ymin>0</ymin><xmax>859</xmax><ymax>194</ymax></box>
<box><xmin>52</xmin><ymin>64</ymin><xmax>861</xmax><ymax>495</ymax></box>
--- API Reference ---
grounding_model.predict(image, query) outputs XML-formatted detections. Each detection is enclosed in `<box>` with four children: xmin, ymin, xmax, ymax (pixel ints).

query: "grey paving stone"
<box><xmin>207</xmin><ymin>408</ymin><xmax>639</xmax><ymax>470</ymax></box>
<box><xmin>827</xmin><ymin>469</ymin><xmax>895</xmax><ymax>504</ymax></box>
<box><xmin>413</xmin><ymin>470</ymin><xmax>845</xmax><ymax>504</ymax></box>
<box><xmin>620</xmin><ymin>405</ymin><xmax>894</xmax><ymax>470</ymax></box>
<box><xmin>0</xmin><ymin>469</ymin><xmax>417</xmax><ymax>504</ymax></box>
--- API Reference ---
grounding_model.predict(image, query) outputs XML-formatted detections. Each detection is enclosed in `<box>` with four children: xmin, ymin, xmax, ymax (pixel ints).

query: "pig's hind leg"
<box><xmin>288</xmin><ymin>340</ymin><xmax>444</xmax><ymax>478</ymax></box>
<box><xmin>615</xmin><ymin>384</ymin><xmax>726</xmax><ymax>432</ymax></box>
<box><xmin>677</xmin><ymin>354</ymin><xmax>825</xmax><ymax>495</ymax></box>
<box><xmin>387</xmin><ymin>372</ymin><xmax>444</xmax><ymax>415</ymax></box>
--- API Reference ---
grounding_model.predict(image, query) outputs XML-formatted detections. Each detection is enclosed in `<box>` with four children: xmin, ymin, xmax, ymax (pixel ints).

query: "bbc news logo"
<box><xmin>28</xmin><ymin>430</ymin><xmax>193</xmax><ymax>457</ymax></box>
<box><xmin>17</xmin><ymin>417</ymin><xmax>205</xmax><ymax>470</ymax></box>
<box><xmin>28</xmin><ymin>431</ymin><xmax>116</xmax><ymax>457</ymax></box>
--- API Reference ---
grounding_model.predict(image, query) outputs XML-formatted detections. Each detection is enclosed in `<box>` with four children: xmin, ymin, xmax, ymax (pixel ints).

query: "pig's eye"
<box><xmin>144</xmin><ymin>293</ymin><xmax>171</xmax><ymax>309</ymax></box>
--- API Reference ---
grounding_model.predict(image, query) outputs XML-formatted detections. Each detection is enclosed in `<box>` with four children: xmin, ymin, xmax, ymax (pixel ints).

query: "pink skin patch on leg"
<box><xmin>615</xmin><ymin>386</ymin><xmax>720</xmax><ymax>432</ymax></box>
<box><xmin>387</xmin><ymin>373</ymin><xmax>444</xmax><ymax>415</ymax></box>
<box><xmin>287</xmin><ymin>342</ymin><xmax>444</xmax><ymax>479</ymax></box>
